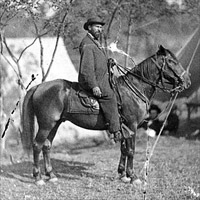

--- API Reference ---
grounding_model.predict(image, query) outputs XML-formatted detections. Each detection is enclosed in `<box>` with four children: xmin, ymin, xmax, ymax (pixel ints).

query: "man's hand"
<box><xmin>108</xmin><ymin>58</ymin><xmax>116</xmax><ymax>67</ymax></box>
<box><xmin>92</xmin><ymin>86</ymin><xmax>102</xmax><ymax>97</ymax></box>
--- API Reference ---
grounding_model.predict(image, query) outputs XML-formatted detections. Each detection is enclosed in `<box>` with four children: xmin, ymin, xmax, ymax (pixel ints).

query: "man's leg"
<box><xmin>98</xmin><ymin>93</ymin><xmax>121</xmax><ymax>133</ymax></box>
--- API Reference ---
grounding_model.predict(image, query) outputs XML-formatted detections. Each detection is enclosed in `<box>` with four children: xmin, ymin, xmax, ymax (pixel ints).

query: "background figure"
<box><xmin>163</xmin><ymin>105</ymin><xmax>179</xmax><ymax>136</ymax></box>
<box><xmin>139</xmin><ymin>104</ymin><xmax>163</xmax><ymax>136</ymax></box>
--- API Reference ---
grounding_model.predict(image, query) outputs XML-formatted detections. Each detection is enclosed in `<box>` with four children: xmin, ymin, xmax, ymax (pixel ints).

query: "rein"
<box><xmin>116</xmin><ymin>57</ymin><xmax>178</xmax><ymax>95</ymax></box>
<box><xmin>115</xmin><ymin>60</ymin><xmax>179</xmax><ymax>126</ymax></box>
<box><xmin>116</xmin><ymin>63</ymin><xmax>159</xmax><ymax>90</ymax></box>
<box><xmin>114</xmin><ymin>55</ymin><xmax>175</xmax><ymax>106</ymax></box>
<box><xmin>142</xmin><ymin>92</ymin><xmax>179</xmax><ymax>200</ymax></box>
<box><xmin>116</xmin><ymin>65</ymin><xmax>150</xmax><ymax>105</ymax></box>
<box><xmin>112</xmin><ymin>56</ymin><xmax>182</xmax><ymax>198</ymax></box>
<box><xmin>151</xmin><ymin>57</ymin><xmax>186</xmax><ymax>93</ymax></box>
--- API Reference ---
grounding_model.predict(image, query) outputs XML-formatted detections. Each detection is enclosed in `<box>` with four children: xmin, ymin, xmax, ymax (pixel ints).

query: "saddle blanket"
<box><xmin>66</xmin><ymin>82</ymin><xmax>100</xmax><ymax>114</ymax></box>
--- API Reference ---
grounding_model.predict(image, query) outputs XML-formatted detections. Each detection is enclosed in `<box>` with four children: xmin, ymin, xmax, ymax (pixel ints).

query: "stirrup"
<box><xmin>121</xmin><ymin>123</ymin><xmax>135</xmax><ymax>139</ymax></box>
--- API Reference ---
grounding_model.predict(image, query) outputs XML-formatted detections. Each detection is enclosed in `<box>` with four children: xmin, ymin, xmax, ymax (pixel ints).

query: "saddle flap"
<box><xmin>67</xmin><ymin>82</ymin><xmax>100</xmax><ymax>114</ymax></box>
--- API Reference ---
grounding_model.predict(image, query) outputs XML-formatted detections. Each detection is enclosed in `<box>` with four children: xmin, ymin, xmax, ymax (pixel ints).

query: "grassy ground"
<box><xmin>0</xmin><ymin>134</ymin><xmax>200</xmax><ymax>200</ymax></box>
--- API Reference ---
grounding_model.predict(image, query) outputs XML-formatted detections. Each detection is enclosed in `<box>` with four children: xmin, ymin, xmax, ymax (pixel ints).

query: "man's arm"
<box><xmin>79</xmin><ymin>44</ymin><xmax>98</xmax><ymax>90</ymax></box>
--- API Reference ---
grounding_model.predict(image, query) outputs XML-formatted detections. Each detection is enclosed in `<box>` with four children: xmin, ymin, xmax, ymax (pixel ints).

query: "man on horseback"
<box><xmin>78</xmin><ymin>17</ymin><xmax>121</xmax><ymax>140</ymax></box>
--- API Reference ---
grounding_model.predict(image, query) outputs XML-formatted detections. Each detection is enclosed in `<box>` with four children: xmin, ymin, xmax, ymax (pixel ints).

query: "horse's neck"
<box><xmin>125</xmin><ymin>57</ymin><xmax>158</xmax><ymax>100</ymax></box>
<box><xmin>126</xmin><ymin>73</ymin><xmax>155</xmax><ymax>100</ymax></box>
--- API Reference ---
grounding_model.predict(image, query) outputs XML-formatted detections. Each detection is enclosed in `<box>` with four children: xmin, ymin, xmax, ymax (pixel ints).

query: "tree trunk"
<box><xmin>125</xmin><ymin>14</ymin><xmax>132</xmax><ymax>68</ymax></box>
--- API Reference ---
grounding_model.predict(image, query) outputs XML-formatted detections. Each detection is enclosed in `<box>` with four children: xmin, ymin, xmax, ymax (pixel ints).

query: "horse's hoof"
<box><xmin>132</xmin><ymin>178</ymin><xmax>142</xmax><ymax>189</ymax></box>
<box><xmin>46</xmin><ymin>172</ymin><xmax>58</xmax><ymax>183</ymax></box>
<box><xmin>49</xmin><ymin>177</ymin><xmax>58</xmax><ymax>183</ymax></box>
<box><xmin>35</xmin><ymin>179</ymin><xmax>45</xmax><ymax>186</ymax></box>
<box><xmin>120</xmin><ymin>176</ymin><xmax>131</xmax><ymax>183</ymax></box>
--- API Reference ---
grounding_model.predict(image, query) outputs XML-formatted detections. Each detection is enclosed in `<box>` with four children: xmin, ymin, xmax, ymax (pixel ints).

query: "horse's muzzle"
<box><xmin>182</xmin><ymin>71</ymin><xmax>191</xmax><ymax>89</ymax></box>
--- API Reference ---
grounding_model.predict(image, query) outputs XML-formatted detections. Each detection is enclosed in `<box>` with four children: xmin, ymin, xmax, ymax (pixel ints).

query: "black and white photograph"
<box><xmin>0</xmin><ymin>0</ymin><xmax>199</xmax><ymax>199</ymax></box>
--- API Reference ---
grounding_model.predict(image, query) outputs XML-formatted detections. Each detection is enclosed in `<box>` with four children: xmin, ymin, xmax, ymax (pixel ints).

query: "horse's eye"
<box><xmin>168</xmin><ymin>59</ymin><xmax>173</xmax><ymax>63</ymax></box>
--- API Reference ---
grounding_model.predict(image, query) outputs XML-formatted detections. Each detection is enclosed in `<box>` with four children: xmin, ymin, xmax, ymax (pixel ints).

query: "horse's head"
<box><xmin>153</xmin><ymin>45</ymin><xmax>191</xmax><ymax>93</ymax></box>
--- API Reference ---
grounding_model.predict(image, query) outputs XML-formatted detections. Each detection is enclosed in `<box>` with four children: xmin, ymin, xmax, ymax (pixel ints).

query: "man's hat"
<box><xmin>83</xmin><ymin>17</ymin><xmax>105</xmax><ymax>30</ymax></box>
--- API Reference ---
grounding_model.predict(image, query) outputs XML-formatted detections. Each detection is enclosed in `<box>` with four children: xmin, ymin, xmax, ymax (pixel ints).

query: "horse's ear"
<box><xmin>158</xmin><ymin>45</ymin><xmax>165</xmax><ymax>51</ymax></box>
<box><xmin>158</xmin><ymin>45</ymin><xmax>166</xmax><ymax>55</ymax></box>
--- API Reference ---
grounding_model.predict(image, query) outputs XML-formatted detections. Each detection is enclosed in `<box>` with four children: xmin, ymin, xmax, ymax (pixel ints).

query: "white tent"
<box><xmin>2</xmin><ymin>37</ymin><xmax>78</xmax><ymax>86</ymax></box>
<box><xmin>1</xmin><ymin>37</ymin><xmax>106</xmax><ymax>146</ymax></box>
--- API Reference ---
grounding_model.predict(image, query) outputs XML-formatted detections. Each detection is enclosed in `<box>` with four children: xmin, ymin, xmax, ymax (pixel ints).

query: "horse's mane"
<box><xmin>129</xmin><ymin>47</ymin><xmax>177</xmax><ymax>79</ymax></box>
<box><xmin>117</xmin><ymin>46</ymin><xmax>177</xmax><ymax>85</ymax></box>
<box><xmin>116</xmin><ymin>54</ymin><xmax>155</xmax><ymax>85</ymax></box>
<box><xmin>129</xmin><ymin>54</ymin><xmax>157</xmax><ymax>81</ymax></box>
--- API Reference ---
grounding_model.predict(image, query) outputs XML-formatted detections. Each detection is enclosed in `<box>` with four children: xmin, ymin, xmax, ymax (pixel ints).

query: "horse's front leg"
<box><xmin>126</xmin><ymin>135</ymin><xmax>136</xmax><ymax>180</ymax></box>
<box><xmin>126</xmin><ymin>134</ymin><xmax>142</xmax><ymax>187</ymax></box>
<box><xmin>118</xmin><ymin>139</ymin><xmax>126</xmax><ymax>177</ymax></box>
<box><xmin>118</xmin><ymin>139</ymin><xmax>131</xmax><ymax>183</ymax></box>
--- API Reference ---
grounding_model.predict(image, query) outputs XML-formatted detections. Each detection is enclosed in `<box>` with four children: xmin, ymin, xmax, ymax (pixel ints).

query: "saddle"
<box><xmin>78</xmin><ymin>90</ymin><xmax>100</xmax><ymax>110</ymax></box>
<box><xmin>66</xmin><ymin>82</ymin><xmax>100</xmax><ymax>114</ymax></box>
<box><xmin>67</xmin><ymin>79</ymin><xmax>133</xmax><ymax>139</ymax></box>
<box><xmin>67</xmin><ymin>59</ymin><xmax>117</xmax><ymax>114</ymax></box>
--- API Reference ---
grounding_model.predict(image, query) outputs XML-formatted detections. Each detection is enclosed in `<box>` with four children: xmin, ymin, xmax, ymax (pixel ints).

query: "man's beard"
<box><xmin>92</xmin><ymin>31</ymin><xmax>101</xmax><ymax>40</ymax></box>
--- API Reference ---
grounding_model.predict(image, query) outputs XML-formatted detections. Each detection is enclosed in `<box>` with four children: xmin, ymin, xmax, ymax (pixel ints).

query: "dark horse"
<box><xmin>21</xmin><ymin>45</ymin><xmax>190</xmax><ymax>185</ymax></box>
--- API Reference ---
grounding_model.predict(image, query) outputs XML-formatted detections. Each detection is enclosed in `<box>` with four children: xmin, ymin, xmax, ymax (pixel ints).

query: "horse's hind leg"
<box><xmin>33</xmin><ymin>128</ymin><xmax>50</xmax><ymax>185</ymax></box>
<box><xmin>42</xmin><ymin>121</ymin><xmax>62</xmax><ymax>182</ymax></box>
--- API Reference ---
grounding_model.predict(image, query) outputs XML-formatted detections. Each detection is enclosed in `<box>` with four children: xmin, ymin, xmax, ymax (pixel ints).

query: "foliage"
<box><xmin>0</xmin><ymin>0</ymin><xmax>199</xmax><ymax>142</ymax></box>
<box><xmin>1</xmin><ymin>0</ymin><xmax>199</xmax><ymax>44</ymax></box>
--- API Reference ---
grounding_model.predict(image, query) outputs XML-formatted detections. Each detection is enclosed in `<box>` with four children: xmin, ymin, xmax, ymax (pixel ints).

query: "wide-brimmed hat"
<box><xmin>83</xmin><ymin>17</ymin><xmax>105</xmax><ymax>30</ymax></box>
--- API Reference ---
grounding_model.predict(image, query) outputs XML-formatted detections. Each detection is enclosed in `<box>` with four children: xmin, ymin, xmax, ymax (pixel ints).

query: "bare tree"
<box><xmin>0</xmin><ymin>0</ymin><xmax>72</xmax><ymax>152</ymax></box>
<box><xmin>0</xmin><ymin>0</ymin><xmax>199</xmax><ymax>153</ymax></box>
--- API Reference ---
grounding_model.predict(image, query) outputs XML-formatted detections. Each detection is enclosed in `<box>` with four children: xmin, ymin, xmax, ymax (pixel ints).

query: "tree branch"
<box><xmin>31</xmin><ymin>14</ymin><xmax>45</xmax><ymax>80</ymax></box>
<box><xmin>2</xmin><ymin>36</ymin><xmax>24</xmax><ymax>88</ymax></box>
<box><xmin>104</xmin><ymin>0</ymin><xmax>123</xmax><ymax>52</ymax></box>
<box><xmin>42</xmin><ymin>11</ymin><xmax>69</xmax><ymax>82</ymax></box>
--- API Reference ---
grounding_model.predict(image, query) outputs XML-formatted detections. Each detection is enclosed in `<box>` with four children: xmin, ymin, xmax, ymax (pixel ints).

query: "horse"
<box><xmin>21</xmin><ymin>45</ymin><xmax>191</xmax><ymax>185</ymax></box>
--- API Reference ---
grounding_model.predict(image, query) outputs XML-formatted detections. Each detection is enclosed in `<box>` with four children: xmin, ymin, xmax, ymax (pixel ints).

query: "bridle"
<box><xmin>109</xmin><ymin>50</ymin><xmax>187</xmax><ymax>199</ymax></box>
<box><xmin>150</xmin><ymin>54</ymin><xmax>186</xmax><ymax>93</ymax></box>
<box><xmin>116</xmin><ymin>52</ymin><xmax>185</xmax><ymax>98</ymax></box>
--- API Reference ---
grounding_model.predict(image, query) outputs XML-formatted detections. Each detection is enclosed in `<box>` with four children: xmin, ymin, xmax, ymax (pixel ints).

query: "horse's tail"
<box><xmin>21</xmin><ymin>86</ymin><xmax>37</xmax><ymax>155</ymax></box>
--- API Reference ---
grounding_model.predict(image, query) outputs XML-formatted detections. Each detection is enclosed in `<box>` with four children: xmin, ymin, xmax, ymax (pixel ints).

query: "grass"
<box><xmin>0</xmin><ymin>134</ymin><xmax>200</xmax><ymax>200</ymax></box>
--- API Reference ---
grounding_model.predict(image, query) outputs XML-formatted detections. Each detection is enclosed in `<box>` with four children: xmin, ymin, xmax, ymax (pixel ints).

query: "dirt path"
<box><xmin>1</xmin><ymin>136</ymin><xmax>200</xmax><ymax>200</ymax></box>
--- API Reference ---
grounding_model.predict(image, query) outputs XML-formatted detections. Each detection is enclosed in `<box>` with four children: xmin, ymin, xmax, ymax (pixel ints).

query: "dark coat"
<box><xmin>78</xmin><ymin>33</ymin><xmax>120</xmax><ymax>132</ymax></box>
<box><xmin>164</xmin><ymin>113</ymin><xmax>179</xmax><ymax>133</ymax></box>
<box><xmin>78</xmin><ymin>34</ymin><xmax>113</xmax><ymax>96</ymax></box>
